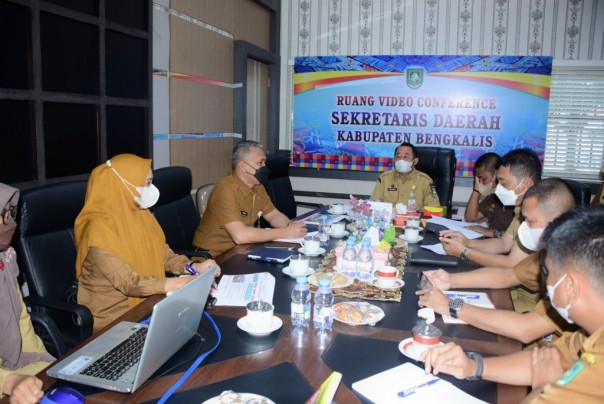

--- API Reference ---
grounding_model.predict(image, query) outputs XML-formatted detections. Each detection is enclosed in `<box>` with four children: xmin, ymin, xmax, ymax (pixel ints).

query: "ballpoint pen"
<box><xmin>397</xmin><ymin>378</ymin><xmax>440</xmax><ymax>397</ymax></box>
<box><xmin>184</xmin><ymin>263</ymin><xmax>198</xmax><ymax>275</ymax></box>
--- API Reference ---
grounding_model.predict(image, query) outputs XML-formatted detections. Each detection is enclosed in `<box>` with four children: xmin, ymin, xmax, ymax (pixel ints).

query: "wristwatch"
<box><xmin>465</xmin><ymin>352</ymin><xmax>484</xmax><ymax>380</ymax></box>
<box><xmin>449</xmin><ymin>297</ymin><xmax>464</xmax><ymax>319</ymax></box>
<box><xmin>493</xmin><ymin>229</ymin><xmax>502</xmax><ymax>238</ymax></box>
<box><xmin>460</xmin><ymin>247</ymin><xmax>469</xmax><ymax>261</ymax></box>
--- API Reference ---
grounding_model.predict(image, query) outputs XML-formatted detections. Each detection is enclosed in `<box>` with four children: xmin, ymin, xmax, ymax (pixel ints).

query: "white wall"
<box><xmin>279</xmin><ymin>0</ymin><xmax>604</xmax><ymax>205</ymax></box>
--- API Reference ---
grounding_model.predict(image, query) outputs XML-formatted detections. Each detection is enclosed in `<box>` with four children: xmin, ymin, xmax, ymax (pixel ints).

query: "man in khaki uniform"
<box><xmin>440</xmin><ymin>148</ymin><xmax>542</xmax><ymax>270</ymax></box>
<box><xmin>193</xmin><ymin>141</ymin><xmax>307</xmax><ymax>257</ymax></box>
<box><xmin>592</xmin><ymin>164</ymin><xmax>604</xmax><ymax>205</ymax></box>
<box><xmin>370</xmin><ymin>142</ymin><xmax>440</xmax><ymax>210</ymax></box>
<box><xmin>421</xmin><ymin>206</ymin><xmax>604</xmax><ymax>402</ymax></box>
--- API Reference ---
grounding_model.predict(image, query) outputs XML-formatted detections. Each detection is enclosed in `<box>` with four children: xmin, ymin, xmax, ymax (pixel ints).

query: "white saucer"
<box><xmin>202</xmin><ymin>392</ymin><xmax>275</xmax><ymax>404</ymax></box>
<box><xmin>297</xmin><ymin>247</ymin><xmax>326</xmax><ymax>256</ymax></box>
<box><xmin>371</xmin><ymin>277</ymin><xmax>405</xmax><ymax>290</ymax></box>
<box><xmin>282</xmin><ymin>266</ymin><xmax>315</xmax><ymax>278</ymax></box>
<box><xmin>399</xmin><ymin>235</ymin><xmax>424</xmax><ymax>243</ymax></box>
<box><xmin>398</xmin><ymin>337</ymin><xmax>444</xmax><ymax>361</ymax></box>
<box><xmin>237</xmin><ymin>315</ymin><xmax>283</xmax><ymax>336</ymax></box>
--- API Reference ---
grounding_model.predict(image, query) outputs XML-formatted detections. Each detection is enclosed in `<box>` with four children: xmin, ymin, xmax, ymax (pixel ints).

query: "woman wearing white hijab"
<box><xmin>0</xmin><ymin>183</ymin><xmax>54</xmax><ymax>403</ymax></box>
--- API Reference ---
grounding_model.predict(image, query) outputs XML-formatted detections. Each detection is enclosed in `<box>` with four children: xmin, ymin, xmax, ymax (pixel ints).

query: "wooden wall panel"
<box><xmin>171</xmin><ymin>0</ymin><xmax>269</xmax><ymax>49</ymax></box>
<box><xmin>170</xmin><ymin>16</ymin><xmax>233</xmax><ymax>82</ymax></box>
<box><xmin>170</xmin><ymin>137</ymin><xmax>235</xmax><ymax>189</ymax></box>
<box><xmin>169</xmin><ymin>78</ymin><xmax>233</xmax><ymax>133</ymax></box>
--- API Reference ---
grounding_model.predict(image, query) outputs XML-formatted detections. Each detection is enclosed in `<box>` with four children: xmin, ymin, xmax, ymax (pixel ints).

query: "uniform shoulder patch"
<box><xmin>430</xmin><ymin>183</ymin><xmax>438</xmax><ymax>199</ymax></box>
<box><xmin>556</xmin><ymin>359</ymin><xmax>586</xmax><ymax>386</ymax></box>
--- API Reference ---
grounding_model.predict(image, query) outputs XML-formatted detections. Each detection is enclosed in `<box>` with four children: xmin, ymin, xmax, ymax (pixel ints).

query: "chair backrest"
<box><xmin>196</xmin><ymin>183</ymin><xmax>216</xmax><ymax>217</ymax></box>
<box><xmin>414</xmin><ymin>146</ymin><xmax>457</xmax><ymax>212</ymax></box>
<box><xmin>562</xmin><ymin>178</ymin><xmax>591</xmax><ymax>206</ymax></box>
<box><xmin>15</xmin><ymin>180</ymin><xmax>87</xmax><ymax>300</ymax></box>
<box><xmin>264</xmin><ymin>153</ymin><xmax>298</xmax><ymax>219</ymax></box>
<box><xmin>151</xmin><ymin>166</ymin><xmax>199</xmax><ymax>251</ymax></box>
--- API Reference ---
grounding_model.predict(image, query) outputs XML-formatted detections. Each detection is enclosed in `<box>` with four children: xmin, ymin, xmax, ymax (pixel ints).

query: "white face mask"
<box><xmin>477</xmin><ymin>182</ymin><xmax>495</xmax><ymax>196</ymax></box>
<box><xmin>546</xmin><ymin>273</ymin><xmax>573</xmax><ymax>324</ymax></box>
<box><xmin>106</xmin><ymin>160</ymin><xmax>160</xmax><ymax>209</ymax></box>
<box><xmin>395</xmin><ymin>159</ymin><xmax>413</xmax><ymax>173</ymax></box>
<box><xmin>494</xmin><ymin>179</ymin><xmax>525</xmax><ymax>206</ymax></box>
<box><xmin>517</xmin><ymin>221</ymin><xmax>545</xmax><ymax>252</ymax></box>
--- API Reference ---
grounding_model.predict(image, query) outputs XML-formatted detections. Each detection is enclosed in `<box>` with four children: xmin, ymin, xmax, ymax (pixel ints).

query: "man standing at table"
<box><xmin>370</xmin><ymin>142</ymin><xmax>440</xmax><ymax>211</ymax></box>
<box><xmin>421</xmin><ymin>206</ymin><xmax>604</xmax><ymax>402</ymax></box>
<box><xmin>193</xmin><ymin>141</ymin><xmax>307</xmax><ymax>257</ymax></box>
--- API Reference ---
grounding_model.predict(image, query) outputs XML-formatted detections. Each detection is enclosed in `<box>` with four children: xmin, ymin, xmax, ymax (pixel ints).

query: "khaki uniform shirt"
<box><xmin>0</xmin><ymin>288</ymin><xmax>53</xmax><ymax>398</ymax></box>
<box><xmin>77</xmin><ymin>245</ymin><xmax>189</xmax><ymax>332</ymax></box>
<box><xmin>477</xmin><ymin>194</ymin><xmax>515</xmax><ymax>232</ymax></box>
<box><xmin>193</xmin><ymin>173</ymin><xmax>276</xmax><ymax>257</ymax></box>
<box><xmin>531</xmin><ymin>326</ymin><xmax>604</xmax><ymax>402</ymax></box>
<box><xmin>370</xmin><ymin>169</ymin><xmax>440</xmax><ymax>208</ymax></box>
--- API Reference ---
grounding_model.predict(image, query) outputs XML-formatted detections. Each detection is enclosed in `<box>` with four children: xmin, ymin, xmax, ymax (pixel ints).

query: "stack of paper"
<box><xmin>215</xmin><ymin>273</ymin><xmax>275</xmax><ymax>307</ymax></box>
<box><xmin>352</xmin><ymin>362</ymin><xmax>486</xmax><ymax>403</ymax></box>
<box><xmin>442</xmin><ymin>291</ymin><xmax>495</xmax><ymax>324</ymax></box>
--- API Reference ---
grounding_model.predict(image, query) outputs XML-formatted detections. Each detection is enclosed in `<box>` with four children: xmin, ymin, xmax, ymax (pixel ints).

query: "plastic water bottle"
<box><xmin>356</xmin><ymin>237</ymin><xmax>373</xmax><ymax>281</ymax></box>
<box><xmin>318</xmin><ymin>214</ymin><xmax>330</xmax><ymax>247</ymax></box>
<box><xmin>313</xmin><ymin>277</ymin><xmax>334</xmax><ymax>331</ymax></box>
<box><xmin>341</xmin><ymin>236</ymin><xmax>357</xmax><ymax>278</ymax></box>
<box><xmin>291</xmin><ymin>276</ymin><xmax>311</xmax><ymax>328</ymax></box>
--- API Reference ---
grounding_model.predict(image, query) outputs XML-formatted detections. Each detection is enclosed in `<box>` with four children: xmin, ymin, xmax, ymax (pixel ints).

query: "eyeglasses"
<box><xmin>1</xmin><ymin>205</ymin><xmax>17</xmax><ymax>225</ymax></box>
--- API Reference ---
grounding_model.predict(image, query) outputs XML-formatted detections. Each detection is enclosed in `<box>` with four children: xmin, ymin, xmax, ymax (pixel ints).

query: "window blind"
<box><xmin>544</xmin><ymin>64</ymin><xmax>604</xmax><ymax>180</ymax></box>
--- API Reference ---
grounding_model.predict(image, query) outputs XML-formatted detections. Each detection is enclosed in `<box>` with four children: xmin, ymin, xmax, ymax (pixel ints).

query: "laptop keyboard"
<box><xmin>81</xmin><ymin>327</ymin><xmax>148</xmax><ymax>381</ymax></box>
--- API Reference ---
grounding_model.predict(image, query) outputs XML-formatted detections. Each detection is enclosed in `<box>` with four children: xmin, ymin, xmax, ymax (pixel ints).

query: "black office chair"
<box><xmin>264</xmin><ymin>153</ymin><xmax>323</xmax><ymax>220</ymax></box>
<box><xmin>151</xmin><ymin>166</ymin><xmax>212</xmax><ymax>259</ymax></box>
<box><xmin>414</xmin><ymin>147</ymin><xmax>457</xmax><ymax>213</ymax></box>
<box><xmin>14</xmin><ymin>180</ymin><xmax>93</xmax><ymax>356</ymax></box>
<box><xmin>562</xmin><ymin>178</ymin><xmax>591</xmax><ymax>206</ymax></box>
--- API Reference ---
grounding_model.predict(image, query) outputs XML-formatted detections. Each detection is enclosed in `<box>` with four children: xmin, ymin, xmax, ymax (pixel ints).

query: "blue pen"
<box><xmin>397</xmin><ymin>378</ymin><xmax>440</xmax><ymax>397</ymax></box>
<box><xmin>184</xmin><ymin>263</ymin><xmax>198</xmax><ymax>275</ymax></box>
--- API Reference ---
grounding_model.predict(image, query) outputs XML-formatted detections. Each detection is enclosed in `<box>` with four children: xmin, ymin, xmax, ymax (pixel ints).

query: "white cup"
<box><xmin>331</xmin><ymin>203</ymin><xmax>345</xmax><ymax>214</ymax></box>
<box><xmin>246</xmin><ymin>301</ymin><xmax>274</xmax><ymax>330</ymax></box>
<box><xmin>395</xmin><ymin>203</ymin><xmax>407</xmax><ymax>214</ymax></box>
<box><xmin>404</xmin><ymin>226</ymin><xmax>420</xmax><ymax>242</ymax></box>
<box><xmin>289</xmin><ymin>254</ymin><xmax>310</xmax><ymax>274</ymax></box>
<box><xmin>375</xmin><ymin>265</ymin><xmax>399</xmax><ymax>288</ymax></box>
<box><xmin>407</xmin><ymin>218</ymin><xmax>420</xmax><ymax>228</ymax></box>
<box><xmin>330</xmin><ymin>222</ymin><xmax>345</xmax><ymax>236</ymax></box>
<box><xmin>302</xmin><ymin>236</ymin><xmax>320</xmax><ymax>253</ymax></box>
<box><xmin>411</xmin><ymin>323</ymin><xmax>442</xmax><ymax>358</ymax></box>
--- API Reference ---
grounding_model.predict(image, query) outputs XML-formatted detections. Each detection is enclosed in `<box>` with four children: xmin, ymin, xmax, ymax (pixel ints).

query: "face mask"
<box><xmin>517</xmin><ymin>221</ymin><xmax>545</xmax><ymax>252</ymax></box>
<box><xmin>107</xmin><ymin>160</ymin><xmax>160</xmax><ymax>209</ymax></box>
<box><xmin>0</xmin><ymin>220</ymin><xmax>17</xmax><ymax>251</ymax></box>
<box><xmin>546</xmin><ymin>273</ymin><xmax>573</xmax><ymax>324</ymax></box>
<box><xmin>494</xmin><ymin>179</ymin><xmax>525</xmax><ymax>206</ymax></box>
<box><xmin>244</xmin><ymin>162</ymin><xmax>270</xmax><ymax>183</ymax></box>
<box><xmin>395</xmin><ymin>159</ymin><xmax>413</xmax><ymax>173</ymax></box>
<box><xmin>477</xmin><ymin>182</ymin><xmax>495</xmax><ymax>196</ymax></box>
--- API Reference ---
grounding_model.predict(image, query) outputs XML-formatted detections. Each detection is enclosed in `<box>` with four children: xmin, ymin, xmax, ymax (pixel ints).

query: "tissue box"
<box><xmin>371</xmin><ymin>248</ymin><xmax>390</xmax><ymax>271</ymax></box>
<box><xmin>393</xmin><ymin>211</ymin><xmax>421</xmax><ymax>226</ymax></box>
<box><xmin>423</xmin><ymin>206</ymin><xmax>447</xmax><ymax>218</ymax></box>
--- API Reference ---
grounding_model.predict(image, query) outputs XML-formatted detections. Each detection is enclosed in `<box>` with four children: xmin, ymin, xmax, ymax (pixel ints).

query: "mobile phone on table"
<box><xmin>417</xmin><ymin>272</ymin><xmax>433</xmax><ymax>290</ymax></box>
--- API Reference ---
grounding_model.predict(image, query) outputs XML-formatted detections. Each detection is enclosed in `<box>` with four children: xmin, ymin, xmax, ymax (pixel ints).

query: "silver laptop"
<box><xmin>46</xmin><ymin>267</ymin><xmax>216</xmax><ymax>393</ymax></box>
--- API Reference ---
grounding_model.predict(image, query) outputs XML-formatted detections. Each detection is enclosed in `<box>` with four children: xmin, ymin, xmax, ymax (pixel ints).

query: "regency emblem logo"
<box><xmin>406</xmin><ymin>67</ymin><xmax>424</xmax><ymax>90</ymax></box>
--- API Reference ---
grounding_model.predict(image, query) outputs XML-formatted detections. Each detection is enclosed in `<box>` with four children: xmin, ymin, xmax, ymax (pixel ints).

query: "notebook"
<box><xmin>247</xmin><ymin>247</ymin><xmax>293</xmax><ymax>263</ymax></box>
<box><xmin>409</xmin><ymin>248</ymin><xmax>459</xmax><ymax>267</ymax></box>
<box><xmin>46</xmin><ymin>266</ymin><xmax>216</xmax><ymax>393</ymax></box>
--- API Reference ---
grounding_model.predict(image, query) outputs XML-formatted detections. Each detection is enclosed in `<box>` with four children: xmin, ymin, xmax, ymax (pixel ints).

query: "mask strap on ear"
<box><xmin>106</xmin><ymin>160</ymin><xmax>138</xmax><ymax>199</ymax></box>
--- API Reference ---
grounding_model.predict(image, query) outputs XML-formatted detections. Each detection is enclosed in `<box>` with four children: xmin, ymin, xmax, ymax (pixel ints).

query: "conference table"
<box><xmin>31</xmin><ymin>216</ymin><xmax>528</xmax><ymax>403</ymax></box>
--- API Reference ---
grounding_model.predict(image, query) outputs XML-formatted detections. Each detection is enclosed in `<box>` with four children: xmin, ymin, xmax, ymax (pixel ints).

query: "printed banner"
<box><xmin>292</xmin><ymin>55</ymin><xmax>552</xmax><ymax>176</ymax></box>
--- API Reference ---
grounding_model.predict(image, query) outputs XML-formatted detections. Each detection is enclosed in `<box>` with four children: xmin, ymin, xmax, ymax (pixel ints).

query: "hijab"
<box><xmin>0</xmin><ymin>183</ymin><xmax>54</xmax><ymax>370</ymax></box>
<box><xmin>75</xmin><ymin>154</ymin><xmax>167</xmax><ymax>308</ymax></box>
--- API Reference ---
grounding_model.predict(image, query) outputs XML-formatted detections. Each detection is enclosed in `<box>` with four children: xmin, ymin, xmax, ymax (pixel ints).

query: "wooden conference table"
<box><xmin>33</xmin><ymin>225</ymin><xmax>528</xmax><ymax>403</ymax></box>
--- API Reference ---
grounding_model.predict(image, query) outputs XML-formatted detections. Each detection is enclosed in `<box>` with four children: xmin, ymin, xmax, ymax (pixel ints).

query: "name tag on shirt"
<box><xmin>388</xmin><ymin>187</ymin><xmax>398</xmax><ymax>191</ymax></box>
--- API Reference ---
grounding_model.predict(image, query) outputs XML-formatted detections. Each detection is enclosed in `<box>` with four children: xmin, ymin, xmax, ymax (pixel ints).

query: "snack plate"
<box><xmin>333</xmin><ymin>301</ymin><xmax>385</xmax><ymax>326</ymax></box>
<box><xmin>308</xmin><ymin>273</ymin><xmax>353</xmax><ymax>289</ymax></box>
<box><xmin>202</xmin><ymin>391</ymin><xmax>275</xmax><ymax>404</ymax></box>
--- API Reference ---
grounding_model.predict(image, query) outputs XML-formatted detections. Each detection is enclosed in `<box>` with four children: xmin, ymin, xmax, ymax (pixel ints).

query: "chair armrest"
<box><xmin>172</xmin><ymin>249</ymin><xmax>214</xmax><ymax>260</ymax></box>
<box><xmin>30</xmin><ymin>311</ymin><xmax>68</xmax><ymax>357</ymax></box>
<box><xmin>24</xmin><ymin>295</ymin><xmax>93</xmax><ymax>341</ymax></box>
